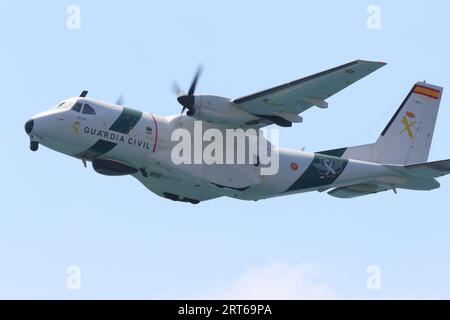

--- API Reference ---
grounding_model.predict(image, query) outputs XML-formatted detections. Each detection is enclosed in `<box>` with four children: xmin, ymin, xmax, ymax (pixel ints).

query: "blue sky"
<box><xmin>1</xmin><ymin>0</ymin><xmax>450</xmax><ymax>299</ymax></box>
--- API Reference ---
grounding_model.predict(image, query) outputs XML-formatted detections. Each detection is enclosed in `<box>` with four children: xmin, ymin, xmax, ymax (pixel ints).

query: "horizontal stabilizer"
<box><xmin>404</xmin><ymin>159</ymin><xmax>450</xmax><ymax>179</ymax></box>
<box><xmin>329</xmin><ymin>159</ymin><xmax>450</xmax><ymax>199</ymax></box>
<box><xmin>328</xmin><ymin>182</ymin><xmax>390</xmax><ymax>199</ymax></box>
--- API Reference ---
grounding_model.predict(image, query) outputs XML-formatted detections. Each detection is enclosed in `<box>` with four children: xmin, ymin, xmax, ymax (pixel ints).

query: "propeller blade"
<box><xmin>175</xmin><ymin>64</ymin><xmax>203</xmax><ymax>115</ymax></box>
<box><xmin>188</xmin><ymin>65</ymin><xmax>203</xmax><ymax>96</ymax></box>
<box><xmin>172</xmin><ymin>81</ymin><xmax>184</xmax><ymax>97</ymax></box>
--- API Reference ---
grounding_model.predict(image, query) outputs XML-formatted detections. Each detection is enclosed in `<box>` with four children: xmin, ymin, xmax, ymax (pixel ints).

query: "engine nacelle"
<box><xmin>188</xmin><ymin>95</ymin><xmax>258</xmax><ymax>125</ymax></box>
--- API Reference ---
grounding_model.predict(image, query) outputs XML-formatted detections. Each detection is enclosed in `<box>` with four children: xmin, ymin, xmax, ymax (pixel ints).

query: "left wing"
<box><xmin>232</xmin><ymin>60</ymin><xmax>386</xmax><ymax>127</ymax></box>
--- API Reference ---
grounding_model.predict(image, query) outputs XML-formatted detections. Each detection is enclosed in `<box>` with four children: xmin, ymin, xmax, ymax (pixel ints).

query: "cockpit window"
<box><xmin>82</xmin><ymin>104</ymin><xmax>96</xmax><ymax>115</ymax></box>
<box><xmin>71</xmin><ymin>103</ymin><xmax>82</xmax><ymax>112</ymax></box>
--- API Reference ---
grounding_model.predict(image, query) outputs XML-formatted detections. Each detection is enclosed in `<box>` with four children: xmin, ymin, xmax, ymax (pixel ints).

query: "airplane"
<box><xmin>25</xmin><ymin>60</ymin><xmax>450</xmax><ymax>204</ymax></box>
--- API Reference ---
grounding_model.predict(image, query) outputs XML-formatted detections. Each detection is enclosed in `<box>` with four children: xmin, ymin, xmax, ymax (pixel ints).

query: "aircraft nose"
<box><xmin>25</xmin><ymin>119</ymin><xmax>34</xmax><ymax>135</ymax></box>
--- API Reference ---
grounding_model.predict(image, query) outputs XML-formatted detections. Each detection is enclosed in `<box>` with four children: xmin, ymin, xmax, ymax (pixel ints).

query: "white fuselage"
<box><xmin>25</xmin><ymin>97</ymin><xmax>396</xmax><ymax>203</ymax></box>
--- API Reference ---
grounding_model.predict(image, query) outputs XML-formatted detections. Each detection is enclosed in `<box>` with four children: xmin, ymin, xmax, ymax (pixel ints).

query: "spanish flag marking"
<box><xmin>413</xmin><ymin>85</ymin><xmax>441</xmax><ymax>100</ymax></box>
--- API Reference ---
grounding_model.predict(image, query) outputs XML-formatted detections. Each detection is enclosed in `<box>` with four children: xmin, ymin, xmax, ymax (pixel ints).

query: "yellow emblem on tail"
<box><xmin>400</xmin><ymin>116</ymin><xmax>416</xmax><ymax>139</ymax></box>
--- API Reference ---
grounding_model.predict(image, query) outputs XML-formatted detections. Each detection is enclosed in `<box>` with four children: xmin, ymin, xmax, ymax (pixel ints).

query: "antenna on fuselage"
<box><xmin>116</xmin><ymin>94</ymin><xmax>125</xmax><ymax>106</ymax></box>
<box><xmin>80</xmin><ymin>90</ymin><xmax>88</xmax><ymax>97</ymax></box>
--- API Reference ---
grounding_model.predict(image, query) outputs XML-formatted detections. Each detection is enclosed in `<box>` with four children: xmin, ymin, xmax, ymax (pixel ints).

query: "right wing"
<box><xmin>232</xmin><ymin>60</ymin><xmax>386</xmax><ymax>127</ymax></box>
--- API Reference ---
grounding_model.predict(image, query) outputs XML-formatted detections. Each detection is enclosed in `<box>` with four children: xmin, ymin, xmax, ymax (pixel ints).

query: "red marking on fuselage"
<box><xmin>150</xmin><ymin>113</ymin><xmax>158</xmax><ymax>152</ymax></box>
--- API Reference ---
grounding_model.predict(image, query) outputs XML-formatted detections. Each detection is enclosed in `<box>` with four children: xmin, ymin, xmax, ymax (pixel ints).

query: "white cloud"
<box><xmin>203</xmin><ymin>262</ymin><xmax>339</xmax><ymax>300</ymax></box>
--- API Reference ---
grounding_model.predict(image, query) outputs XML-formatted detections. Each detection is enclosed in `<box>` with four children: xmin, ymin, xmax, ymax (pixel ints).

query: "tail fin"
<box><xmin>320</xmin><ymin>82</ymin><xmax>444</xmax><ymax>165</ymax></box>
<box><xmin>376</xmin><ymin>82</ymin><xmax>443</xmax><ymax>164</ymax></box>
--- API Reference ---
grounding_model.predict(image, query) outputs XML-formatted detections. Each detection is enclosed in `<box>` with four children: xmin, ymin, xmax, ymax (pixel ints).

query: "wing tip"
<box><xmin>356</xmin><ymin>59</ymin><xmax>388</xmax><ymax>66</ymax></box>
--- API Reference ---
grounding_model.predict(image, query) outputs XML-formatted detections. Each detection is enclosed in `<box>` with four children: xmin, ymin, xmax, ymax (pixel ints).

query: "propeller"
<box><xmin>174</xmin><ymin>65</ymin><xmax>203</xmax><ymax>116</ymax></box>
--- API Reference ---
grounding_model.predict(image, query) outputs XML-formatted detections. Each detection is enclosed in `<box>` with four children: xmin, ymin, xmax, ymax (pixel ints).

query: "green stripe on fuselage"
<box><xmin>109</xmin><ymin>107</ymin><xmax>143</xmax><ymax>134</ymax></box>
<box><xmin>76</xmin><ymin>107</ymin><xmax>143</xmax><ymax>159</ymax></box>
<box><xmin>78</xmin><ymin>140</ymin><xmax>117</xmax><ymax>159</ymax></box>
<box><xmin>286</xmin><ymin>153</ymin><xmax>349</xmax><ymax>192</ymax></box>
<box><xmin>317</xmin><ymin>147</ymin><xmax>347</xmax><ymax>157</ymax></box>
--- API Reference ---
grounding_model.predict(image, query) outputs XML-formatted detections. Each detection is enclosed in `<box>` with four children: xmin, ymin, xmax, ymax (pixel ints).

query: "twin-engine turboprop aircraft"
<box><xmin>25</xmin><ymin>60</ymin><xmax>450</xmax><ymax>203</ymax></box>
